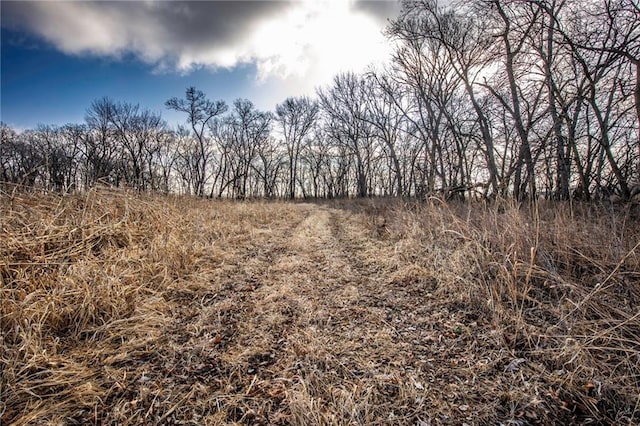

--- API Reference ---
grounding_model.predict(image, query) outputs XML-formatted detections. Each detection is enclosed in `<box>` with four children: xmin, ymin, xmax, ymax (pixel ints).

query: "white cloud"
<box><xmin>249</xmin><ymin>0</ymin><xmax>392</xmax><ymax>82</ymax></box>
<box><xmin>3</xmin><ymin>0</ymin><xmax>397</xmax><ymax>89</ymax></box>
<box><xmin>233</xmin><ymin>0</ymin><xmax>397</xmax><ymax>110</ymax></box>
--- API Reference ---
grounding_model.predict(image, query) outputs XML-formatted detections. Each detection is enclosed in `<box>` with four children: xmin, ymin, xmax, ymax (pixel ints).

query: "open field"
<box><xmin>1</xmin><ymin>189</ymin><xmax>639</xmax><ymax>425</ymax></box>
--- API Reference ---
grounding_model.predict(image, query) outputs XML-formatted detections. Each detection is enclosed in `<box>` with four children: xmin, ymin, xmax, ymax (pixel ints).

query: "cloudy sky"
<box><xmin>1</xmin><ymin>0</ymin><xmax>400</xmax><ymax>129</ymax></box>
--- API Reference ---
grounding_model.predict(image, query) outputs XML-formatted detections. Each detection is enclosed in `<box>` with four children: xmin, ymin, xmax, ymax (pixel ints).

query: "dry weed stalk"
<box><xmin>1</xmin><ymin>190</ymin><xmax>639</xmax><ymax>425</ymax></box>
<box><xmin>374</xmin><ymin>197</ymin><xmax>640</xmax><ymax>423</ymax></box>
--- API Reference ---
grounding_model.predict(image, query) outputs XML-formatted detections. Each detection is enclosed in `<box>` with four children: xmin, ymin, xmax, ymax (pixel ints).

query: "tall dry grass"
<box><xmin>359</xmin><ymin>196</ymin><xmax>640</xmax><ymax>423</ymax></box>
<box><xmin>0</xmin><ymin>187</ymin><xmax>300</xmax><ymax>424</ymax></box>
<box><xmin>1</xmin><ymin>188</ymin><xmax>639</xmax><ymax>424</ymax></box>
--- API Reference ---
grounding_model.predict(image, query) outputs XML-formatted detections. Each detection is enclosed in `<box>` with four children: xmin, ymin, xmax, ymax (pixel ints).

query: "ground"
<box><xmin>2</xmin><ymin>191</ymin><xmax>639</xmax><ymax>425</ymax></box>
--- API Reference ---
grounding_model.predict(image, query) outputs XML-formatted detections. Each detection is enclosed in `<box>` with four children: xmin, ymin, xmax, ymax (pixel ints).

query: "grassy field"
<box><xmin>1</xmin><ymin>189</ymin><xmax>639</xmax><ymax>425</ymax></box>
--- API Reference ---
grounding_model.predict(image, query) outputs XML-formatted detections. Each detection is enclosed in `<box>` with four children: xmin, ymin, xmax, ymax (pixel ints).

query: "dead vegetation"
<box><xmin>1</xmin><ymin>189</ymin><xmax>639</xmax><ymax>425</ymax></box>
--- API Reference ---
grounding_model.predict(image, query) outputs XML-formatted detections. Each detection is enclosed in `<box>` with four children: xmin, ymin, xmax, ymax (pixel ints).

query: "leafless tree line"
<box><xmin>2</xmin><ymin>0</ymin><xmax>638</xmax><ymax>200</ymax></box>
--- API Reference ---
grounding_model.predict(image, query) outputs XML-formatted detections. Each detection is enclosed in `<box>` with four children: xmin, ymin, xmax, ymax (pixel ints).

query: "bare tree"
<box><xmin>549</xmin><ymin>0</ymin><xmax>638</xmax><ymax>198</ymax></box>
<box><xmin>276</xmin><ymin>96</ymin><xmax>319</xmax><ymax>199</ymax></box>
<box><xmin>84</xmin><ymin>98</ymin><xmax>120</xmax><ymax>187</ymax></box>
<box><xmin>388</xmin><ymin>0</ymin><xmax>501</xmax><ymax>197</ymax></box>
<box><xmin>481</xmin><ymin>1</ymin><xmax>544</xmax><ymax>200</ymax></box>
<box><xmin>253</xmin><ymin>135</ymin><xmax>284</xmax><ymax>198</ymax></box>
<box><xmin>362</xmin><ymin>73</ymin><xmax>408</xmax><ymax>196</ymax></box>
<box><xmin>149</xmin><ymin>127</ymin><xmax>177</xmax><ymax>193</ymax></box>
<box><xmin>225</xmin><ymin>99</ymin><xmax>272</xmax><ymax>198</ymax></box>
<box><xmin>300</xmin><ymin>125</ymin><xmax>333</xmax><ymax>198</ymax></box>
<box><xmin>319</xmin><ymin>72</ymin><xmax>375</xmax><ymax>197</ymax></box>
<box><xmin>166</xmin><ymin>87</ymin><xmax>227</xmax><ymax>196</ymax></box>
<box><xmin>105</xmin><ymin>101</ymin><xmax>167</xmax><ymax>190</ymax></box>
<box><xmin>28</xmin><ymin>125</ymin><xmax>84</xmax><ymax>192</ymax></box>
<box><xmin>5</xmin><ymin>0</ymin><xmax>638</xmax><ymax>203</ymax></box>
<box><xmin>0</xmin><ymin>124</ymin><xmax>17</xmax><ymax>183</ymax></box>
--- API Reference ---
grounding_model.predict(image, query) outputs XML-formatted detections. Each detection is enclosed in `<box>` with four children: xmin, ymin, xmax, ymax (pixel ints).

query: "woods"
<box><xmin>3</xmin><ymin>2</ymin><xmax>640</xmax><ymax>424</ymax></box>
<box><xmin>2</xmin><ymin>0</ymin><xmax>639</xmax><ymax>201</ymax></box>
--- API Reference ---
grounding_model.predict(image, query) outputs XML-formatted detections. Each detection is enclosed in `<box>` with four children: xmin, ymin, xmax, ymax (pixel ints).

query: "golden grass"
<box><xmin>1</xmin><ymin>189</ymin><xmax>639</xmax><ymax>425</ymax></box>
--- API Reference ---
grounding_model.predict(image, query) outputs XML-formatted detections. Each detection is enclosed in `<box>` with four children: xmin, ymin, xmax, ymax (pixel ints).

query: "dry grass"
<box><xmin>1</xmin><ymin>189</ymin><xmax>639</xmax><ymax>425</ymax></box>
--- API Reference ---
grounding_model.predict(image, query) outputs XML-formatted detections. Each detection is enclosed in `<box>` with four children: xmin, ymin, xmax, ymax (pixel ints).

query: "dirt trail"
<box><xmin>151</xmin><ymin>203</ymin><xmax>502</xmax><ymax>425</ymax></box>
<box><xmin>10</xmin><ymin>201</ymin><xmax>508</xmax><ymax>425</ymax></box>
<box><xmin>228</xmin><ymin>204</ymin><xmax>414</xmax><ymax>423</ymax></box>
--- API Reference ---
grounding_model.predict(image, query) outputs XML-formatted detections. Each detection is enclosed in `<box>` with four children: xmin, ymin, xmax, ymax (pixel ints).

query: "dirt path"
<box><xmin>39</xmin><ymin>201</ymin><xmax>515</xmax><ymax>425</ymax></box>
<box><xmin>138</xmin><ymin>203</ymin><xmax>505</xmax><ymax>425</ymax></box>
<box><xmin>239</xmin><ymin>206</ymin><xmax>412</xmax><ymax>423</ymax></box>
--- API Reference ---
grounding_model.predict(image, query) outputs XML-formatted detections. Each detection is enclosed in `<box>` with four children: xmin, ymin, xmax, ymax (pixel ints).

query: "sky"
<box><xmin>1</xmin><ymin>0</ymin><xmax>400</xmax><ymax>129</ymax></box>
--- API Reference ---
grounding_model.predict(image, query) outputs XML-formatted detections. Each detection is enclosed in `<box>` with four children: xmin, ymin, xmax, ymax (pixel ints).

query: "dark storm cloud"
<box><xmin>1</xmin><ymin>1</ymin><xmax>291</xmax><ymax>67</ymax></box>
<box><xmin>1</xmin><ymin>1</ymin><xmax>398</xmax><ymax>76</ymax></box>
<box><xmin>2</xmin><ymin>2</ymin><xmax>291</xmax><ymax>45</ymax></box>
<box><xmin>140</xmin><ymin>1</ymin><xmax>292</xmax><ymax>48</ymax></box>
<box><xmin>353</xmin><ymin>0</ymin><xmax>401</xmax><ymax>24</ymax></box>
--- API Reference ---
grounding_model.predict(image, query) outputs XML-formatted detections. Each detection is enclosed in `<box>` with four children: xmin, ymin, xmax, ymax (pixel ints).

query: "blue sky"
<box><xmin>1</xmin><ymin>27</ymin><xmax>258</xmax><ymax>128</ymax></box>
<box><xmin>1</xmin><ymin>1</ymin><xmax>399</xmax><ymax>129</ymax></box>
